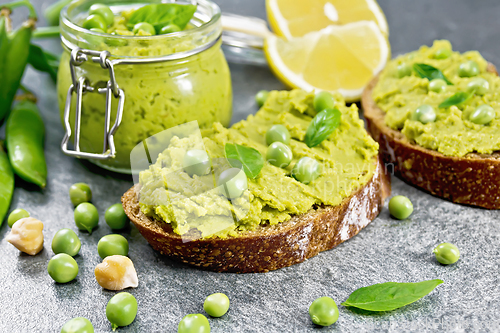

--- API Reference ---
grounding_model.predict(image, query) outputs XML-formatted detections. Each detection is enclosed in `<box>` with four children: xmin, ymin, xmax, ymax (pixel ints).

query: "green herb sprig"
<box><xmin>341</xmin><ymin>279</ymin><xmax>443</xmax><ymax>312</ymax></box>
<box><xmin>225</xmin><ymin>143</ymin><xmax>264</xmax><ymax>179</ymax></box>
<box><xmin>127</xmin><ymin>3</ymin><xmax>197</xmax><ymax>31</ymax></box>
<box><xmin>304</xmin><ymin>108</ymin><xmax>341</xmax><ymax>148</ymax></box>
<box><xmin>438</xmin><ymin>91</ymin><xmax>474</xmax><ymax>108</ymax></box>
<box><xmin>413</xmin><ymin>63</ymin><xmax>453</xmax><ymax>85</ymax></box>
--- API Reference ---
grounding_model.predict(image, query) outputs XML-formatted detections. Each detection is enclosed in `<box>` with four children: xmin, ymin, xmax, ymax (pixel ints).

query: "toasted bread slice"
<box><xmin>362</xmin><ymin>63</ymin><xmax>500</xmax><ymax>209</ymax></box>
<box><xmin>122</xmin><ymin>157</ymin><xmax>390</xmax><ymax>273</ymax></box>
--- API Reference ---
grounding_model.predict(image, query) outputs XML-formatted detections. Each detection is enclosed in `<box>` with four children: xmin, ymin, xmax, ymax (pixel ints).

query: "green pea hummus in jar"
<box><xmin>373</xmin><ymin>40</ymin><xmax>500</xmax><ymax>157</ymax></box>
<box><xmin>57</xmin><ymin>1</ymin><xmax>232</xmax><ymax>173</ymax></box>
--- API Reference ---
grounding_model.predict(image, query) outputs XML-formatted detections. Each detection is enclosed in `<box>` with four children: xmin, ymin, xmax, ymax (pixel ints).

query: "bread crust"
<box><xmin>362</xmin><ymin>63</ymin><xmax>500</xmax><ymax>209</ymax></box>
<box><xmin>122</xmin><ymin>158</ymin><xmax>390</xmax><ymax>273</ymax></box>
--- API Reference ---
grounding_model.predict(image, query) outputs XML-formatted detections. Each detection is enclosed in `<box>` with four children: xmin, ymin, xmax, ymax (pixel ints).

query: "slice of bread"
<box><xmin>122</xmin><ymin>157</ymin><xmax>390</xmax><ymax>273</ymax></box>
<box><xmin>362</xmin><ymin>63</ymin><xmax>500</xmax><ymax>209</ymax></box>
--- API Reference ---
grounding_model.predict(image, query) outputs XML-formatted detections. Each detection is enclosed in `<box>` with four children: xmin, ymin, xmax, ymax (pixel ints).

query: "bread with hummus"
<box><xmin>362</xmin><ymin>40</ymin><xmax>500</xmax><ymax>209</ymax></box>
<box><xmin>123</xmin><ymin>90</ymin><xmax>390</xmax><ymax>273</ymax></box>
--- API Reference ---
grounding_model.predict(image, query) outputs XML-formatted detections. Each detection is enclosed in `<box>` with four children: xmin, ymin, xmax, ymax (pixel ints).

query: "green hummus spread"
<box><xmin>373</xmin><ymin>40</ymin><xmax>500</xmax><ymax>157</ymax></box>
<box><xmin>138</xmin><ymin>90</ymin><xmax>379</xmax><ymax>239</ymax></box>
<box><xmin>57</xmin><ymin>7</ymin><xmax>231</xmax><ymax>172</ymax></box>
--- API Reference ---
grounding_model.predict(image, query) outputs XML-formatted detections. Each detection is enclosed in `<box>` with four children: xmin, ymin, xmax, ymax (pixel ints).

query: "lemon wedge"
<box><xmin>267</xmin><ymin>0</ymin><xmax>388</xmax><ymax>40</ymax></box>
<box><xmin>264</xmin><ymin>21</ymin><xmax>390</xmax><ymax>102</ymax></box>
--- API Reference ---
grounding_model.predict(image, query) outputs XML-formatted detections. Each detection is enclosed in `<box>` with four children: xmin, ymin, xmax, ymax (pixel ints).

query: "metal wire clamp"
<box><xmin>61</xmin><ymin>48</ymin><xmax>125</xmax><ymax>160</ymax></box>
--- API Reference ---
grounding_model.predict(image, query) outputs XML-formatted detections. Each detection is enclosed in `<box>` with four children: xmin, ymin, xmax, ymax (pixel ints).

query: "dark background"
<box><xmin>1</xmin><ymin>0</ymin><xmax>499</xmax><ymax>332</ymax></box>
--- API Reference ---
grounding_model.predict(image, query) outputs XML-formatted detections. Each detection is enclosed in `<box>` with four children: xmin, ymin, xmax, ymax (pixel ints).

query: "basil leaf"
<box><xmin>438</xmin><ymin>91</ymin><xmax>474</xmax><ymax>108</ymax></box>
<box><xmin>341</xmin><ymin>279</ymin><xmax>443</xmax><ymax>312</ymax></box>
<box><xmin>305</xmin><ymin>108</ymin><xmax>341</xmax><ymax>148</ymax></box>
<box><xmin>127</xmin><ymin>4</ymin><xmax>197</xmax><ymax>31</ymax></box>
<box><xmin>28</xmin><ymin>44</ymin><xmax>59</xmax><ymax>82</ymax></box>
<box><xmin>413</xmin><ymin>63</ymin><xmax>453</xmax><ymax>85</ymax></box>
<box><xmin>225</xmin><ymin>143</ymin><xmax>264</xmax><ymax>179</ymax></box>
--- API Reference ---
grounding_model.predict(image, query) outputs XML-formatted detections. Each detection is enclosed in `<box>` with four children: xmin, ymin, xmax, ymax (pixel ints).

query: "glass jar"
<box><xmin>57</xmin><ymin>0</ymin><xmax>232</xmax><ymax>173</ymax></box>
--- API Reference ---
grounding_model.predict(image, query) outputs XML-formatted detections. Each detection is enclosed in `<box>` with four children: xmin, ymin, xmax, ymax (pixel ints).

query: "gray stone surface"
<box><xmin>1</xmin><ymin>0</ymin><xmax>500</xmax><ymax>332</ymax></box>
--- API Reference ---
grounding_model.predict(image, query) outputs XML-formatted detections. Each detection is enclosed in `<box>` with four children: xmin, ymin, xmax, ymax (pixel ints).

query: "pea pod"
<box><xmin>0</xmin><ymin>144</ymin><xmax>14</xmax><ymax>226</ymax></box>
<box><xmin>6</xmin><ymin>100</ymin><xmax>47</xmax><ymax>188</ymax></box>
<box><xmin>0</xmin><ymin>15</ymin><xmax>10</xmax><ymax>110</ymax></box>
<box><xmin>0</xmin><ymin>19</ymin><xmax>34</xmax><ymax>122</ymax></box>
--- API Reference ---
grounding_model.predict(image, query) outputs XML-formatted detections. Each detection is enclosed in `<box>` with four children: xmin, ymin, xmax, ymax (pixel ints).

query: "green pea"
<box><xmin>69</xmin><ymin>183</ymin><xmax>92</xmax><ymax>206</ymax></box>
<box><xmin>106</xmin><ymin>292</ymin><xmax>138</xmax><ymax>330</ymax></box>
<box><xmin>178</xmin><ymin>314</ymin><xmax>210</xmax><ymax>333</ymax></box>
<box><xmin>388</xmin><ymin>195</ymin><xmax>413</xmax><ymax>220</ymax></box>
<box><xmin>52</xmin><ymin>229</ymin><xmax>81</xmax><ymax>257</ymax></box>
<box><xmin>433</xmin><ymin>48</ymin><xmax>452</xmax><ymax>59</ymax></box>
<box><xmin>89</xmin><ymin>4</ymin><xmax>114</xmax><ymax>26</ymax></box>
<box><xmin>411</xmin><ymin>104</ymin><xmax>436</xmax><ymax>124</ymax></box>
<box><xmin>74</xmin><ymin>202</ymin><xmax>99</xmax><ymax>234</ymax></box>
<box><xmin>467</xmin><ymin>78</ymin><xmax>489</xmax><ymax>96</ymax></box>
<box><xmin>458</xmin><ymin>60</ymin><xmax>480</xmax><ymax>77</ymax></box>
<box><xmin>7</xmin><ymin>208</ymin><xmax>30</xmax><ymax>228</ymax></box>
<box><xmin>105</xmin><ymin>203</ymin><xmax>129</xmax><ymax>230</ymax></box>
<box><xmin>469</xmin><ymin>104</ymin><xmax>495</xmax><ymax>125</ymax></box>
<box><xmin>266</xmin><ymin>124</ymin><xmax>291</xmax><ymax>145</ymax></box>
<box><xmin>309</xmin><ymin>296</ymin><xmax>339</xmax><ymax>327</ymax></box>
<box><xmin>82</xmin><ymin>14</ymin><xmax>107</xmax><ymax>31</ymax></box>
<box><xmin>217</xmin><ymin>168</ymin><xmax>247</xmax><ymax>199</ymax></box>
<box><xmin>433</xmin><ymin>242</ymin><xmax>460</xmax><ymax>265</ymax></box>
<box><xmin>89</xmin><ymin>28</ymin><xmax>105</xmax><ymax>34</ymax></box>
<box><xmin>397</xmin><ymin>63</ymin><xmax>412</xmax><ymax>78</ymax></box>
<box><xmin>255</xmin><ymin>90</ymin><xmax>269</xmax><ymax>107</ymax></box>
<box><xmin>428</xmin><ymin>79</ymin><xmax>447</xmax><ymax>93</ymax></box>
<box><xmin>133</xmin><ymin>22</ymin><xmax>156</xmax><ymax>35</ymax></box>
<box><xmin>159</xmin><ymin>24</ymin><xmax>181</xmax><ymax>34</ymax></box>
<box><xmin>313</xmin><ymin>91</ymin><xmax>335</xmax><ymax>111</ymax></box>
<box><xmin>183</xmin><ymin>150</ymin><xmax>211</xmax><ymax>177</ymax></box>
<box><xmin>47</xmin><ymin>253</ymin><xmax>79</xmax><ymax>283</ymax></box>
<box><xmin>291</xmin><ymin>157</ymin><xmax>321</xmax><ymax>184</ymax></box>
<box><xmin>203</xmin><ymin>293</ymin><xmax>230</xmax><ymax>318</ymax></box>
<box><xmin>60</xmin><ymin>317</ymin><xmax>94</xmax><ymax>333</ymax></box>
<box><xmin>98</xmin><ymin>234</ymin><xmax>129</xmax><ymax>259</ymax></box>
<box><xmin>266</xmin><ymin>142</ymin><xmax>293</xmax><ymax>168</ymax></box>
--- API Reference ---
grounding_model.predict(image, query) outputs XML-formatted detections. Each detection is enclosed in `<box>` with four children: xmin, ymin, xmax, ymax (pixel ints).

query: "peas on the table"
<box><xmin>266</xmin><ymin>142</ymin><xmax>293</xmax><ymax>168</ymax></box>
<box><xmin>266</xmin><ymin>124</ymin><xmax>291</xmax><ymax>146</ymax></box>
<box><xmin>60</xmin><ymin>317</ymin><xmax>94</xmax><ymax>333</ymax></box>
<box><xmin>203</xmin><ymin>293</ymin><xmax>230</xmax><ymax>318</ymax></box>
<box><xmin>98</xmin><ymin>234</ymin><xmax>129</xmax><ymax>259</ymax></box>
<box><xmin>52</xmin><ymin>228</ymin><xmax>81</xmax><ymax>257</ymax></box>
<box><xmin>411</xmin><ymin>104</ymin><xmax>436</xmax><ymax>124</ymax></box>
<box><xmin>159</xmin><ymin>24</ymin><xmax>181</xmax><ymax>34</ymax></box>
<box><xmin>82</xmin><ymin>14</ymin><xmax>107</xmax><ymax>31</ymax></box>
<box><xmin>291</xmin><ymin>157</ymin><xmax>321</xmax><ymax>184</ymax></box>
<box><xmin>133</xmin><ymin>22</ymin><xmax>156</xmax><ymax>35</ymax></box>
<box><xmin>178</xmin><ymin>314</ymin><xmax>210</xmax><ymax>333</ymax></box>
<box><xmin>47</xmin><ymin>253</ymin><xmax>79</xmax><ymax>283</ymax></box>
<box><xmin>309</xmin><ymin>296</ymin><xmax>339</xmax><ymax>327</ymax></box>
<box><xmin>433</xmin><ymin>242</ymin><xmax>460</xmax><ymax>265</ymax></box>
<box><xmin>428</xmin><ymin>79</ymin><xmax>447</xmax><ymax>93</ymax></box>
<box><xmin>433</xmin><ymin>48</ymin><xmax>452</xmax><ymax>60</ymax></box>
<box><xmin>388</xmin><ymin>195</ymin><xmax>413</xmax><ymax>220</ymax></box>
<box><xmin>467</xmin><ymin>78</ymin><xmax>489</xmax><ymax>96</ymax></box>
<box><xmin>255</xmin><ymin>90</ymin><xmax>269</xmax><ymax>107</ymax></box>
<box><xmin>105</xmin><ymin>203</ymin><xmax>129</xmax><ymax>230</ymax></box>
<box><xmin>69</xmin><ymin>182</ymin><xmax>92</xmax><ymax>206</ymax></box>
<box><xmin>458</xmin><ymin>60</ymin><xmax>480</xmax><ymax>77</ymax></box>
<box><xmin>217</xmin><ymin>168</ymin><xmax>247</xmax><ymax>199</ymax></box>
<box><xmin>396</xmin><ymin>63</ymin><xmax>412</xmax><ymax>78</ymax></box>
<box><xmin>183</xmin><ymin>150</ymin><xmax>211</xmax><ymax>177</ymax></box>
<box><xmin>313</xmin><ymin>91</ymin><xmax>335</xmax><ymax>111</ymax></box>
<box><xmin>74</xmin><ymin>202</ymin><xmax>99</xmax><ymax>234</ymax></box>
<box><xmin>7</xmin><ymin>208</ymin><xmax>30</xmax><ymax>228</ymax></box>
<box><xmin>469</xmin><ymin>104</ymin><xmax>495</xmax><ymax>125</ymax></box>
<box><xmin>106</xmin><ymin>292</ymin><xmax>138</xmax><ymax>330</ymax></box>
<box><xmin>88</xmin><ymin>3</ymin><xmax>114</xmax><ymax>26</ymax></box>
